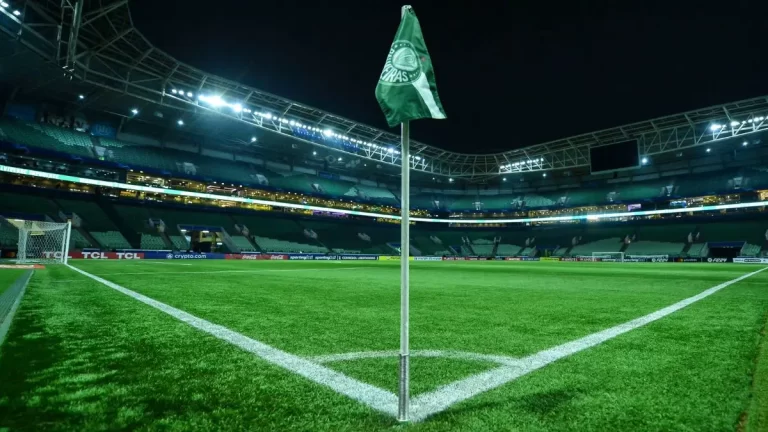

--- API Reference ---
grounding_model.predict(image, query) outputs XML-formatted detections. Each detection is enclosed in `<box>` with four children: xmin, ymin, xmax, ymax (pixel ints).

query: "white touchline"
<box><xmin>407</xmin><ymin>266</ymin><xmax>768</xmax><ymax>421</ymax></box>
<box><xmin>65</xmin><ymin>264</ymin><xmax>398</xmax><ymax>417</ymax></box>
<box><xmin>64</xmin><ymin>264</ymin><xmax>767</xmax><ymax>423</ymax></box>
<box><xmin>91</xmin><ymin>267</ymin><xmax>362</xmax><ymax>276</ymax></box>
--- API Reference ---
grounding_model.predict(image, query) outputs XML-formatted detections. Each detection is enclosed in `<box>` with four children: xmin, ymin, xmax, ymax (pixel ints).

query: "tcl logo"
<box><xmin>68</xmin><ymin>252</ymin><xmax>144</xmax><ymax>260</ymax></box>
<box><xmin>707</xmin><ymin>258</ymin><xmax>728</xmax><ymax>263</ymax></box>
<box><xmin>42</xmin><ymin>251</ymin><xmax>67</xmax><ymax>259</ymax></box>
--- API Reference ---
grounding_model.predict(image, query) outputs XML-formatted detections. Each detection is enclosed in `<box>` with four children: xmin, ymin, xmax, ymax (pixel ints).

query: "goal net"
<box><xmin>1</xmin><ymin>217</ymin><xmax>71</xmax><ymax>264</ymax></box>
<box><xmin>590</xmin><ymin>252</ymin><xmax>624</xmax><ymax>262</ymax></box>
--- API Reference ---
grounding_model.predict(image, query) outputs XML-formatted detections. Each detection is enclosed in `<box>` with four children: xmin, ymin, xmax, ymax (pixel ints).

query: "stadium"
<box><xmin>0</xmin><ymin>1</ymin><xmax>767</xmax><ymax>431</ymax></box>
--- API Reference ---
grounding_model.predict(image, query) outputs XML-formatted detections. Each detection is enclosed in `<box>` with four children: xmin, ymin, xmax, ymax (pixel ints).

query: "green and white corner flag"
<box><xmin>375</xmin><ymin>6</ymin><xmax>446</xmax><ymax>128</ymax></box>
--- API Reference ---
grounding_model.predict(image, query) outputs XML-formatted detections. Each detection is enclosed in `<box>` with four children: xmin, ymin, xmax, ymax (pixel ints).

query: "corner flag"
<box><xmin>375</xmin><ymin>6</ymin><xmax>446</xmax><ymax>422</ymax></box>
<box><xmin>375</xmin><ymin>6</ymin><xmax>446</xmax><ymax>128</ymax></box>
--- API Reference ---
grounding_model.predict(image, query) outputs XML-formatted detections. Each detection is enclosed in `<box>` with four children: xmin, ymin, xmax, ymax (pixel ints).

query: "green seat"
<box><xmin>56</xmin><ymin>199</ymin><xmax>117</xmax><ymax>232</ymax></box>
<box><xmin>140</xmin><ymin>234</ymin><xmax>166</xmax><ymax>249</ymax></box>
<box><xmin>231</xmin><ymin>235</ymin><xmax>257</xmax><ymax>252</ymax></box>
<box><xmin>91</xmin><ymin>231</ymin><xmax>131</xmax><ymax>249</ymax></box>
<box><xmin>0</xmin><ymin>192</ymin><xmax>59</xmax><ymax>218</ymax></box>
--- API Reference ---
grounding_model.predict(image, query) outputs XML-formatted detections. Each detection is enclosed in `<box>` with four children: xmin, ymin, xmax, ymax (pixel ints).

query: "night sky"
<box><xmin>132</xmin><ymin>0</ymin><xmax>768</xmax><ymax>153</ymax></box>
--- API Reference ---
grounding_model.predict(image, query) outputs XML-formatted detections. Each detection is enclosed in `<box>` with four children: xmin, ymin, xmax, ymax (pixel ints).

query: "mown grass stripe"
<box><xmin>66</xmin><ymin>264</ymin><xmax>399</xmax><ymax>417</ymax></box>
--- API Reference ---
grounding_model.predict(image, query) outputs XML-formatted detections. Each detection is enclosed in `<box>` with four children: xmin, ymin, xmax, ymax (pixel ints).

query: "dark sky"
<box><xmin>132</xmin><ymin>0</ymin><xmax>768</xmax><ymax>154</ymax></box>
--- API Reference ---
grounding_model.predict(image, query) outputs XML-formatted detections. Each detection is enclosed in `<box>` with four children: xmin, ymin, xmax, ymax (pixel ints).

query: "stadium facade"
<box><xmin>0</xmin><ymin>1</ymin><xmax>766</xmax><ymax>261</ymax></box>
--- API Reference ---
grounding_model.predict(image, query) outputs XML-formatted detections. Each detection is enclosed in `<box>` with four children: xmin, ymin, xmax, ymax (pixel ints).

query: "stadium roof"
<box><xmin>3</xmin><ymin>0</ymin><xmax>768</xmax><ymax>182</ymax></box>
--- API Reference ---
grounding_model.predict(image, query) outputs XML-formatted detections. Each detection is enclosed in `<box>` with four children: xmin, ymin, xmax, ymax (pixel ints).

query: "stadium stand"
<box><xmin>625</xmin><ymin>241</ymin><xmax>684</xmax><ymax>256</ymax></box>
<box><xmin>569</xmin><ymin>238</ymin><xmax>624</xmax><ymax>256</ymax></box>
<box><xmin>0</xmin><ymin>192</ymin><xmax>59</xmax><ymax>218</ymax></box>
<box><xmin>231</xmin><ymin>235</ymin><xmax>258</xmax><ymax>252</ymax></box>
<box><xmin>0</xmin><ymin>119</ymin><xmax>93</xmax><ymax>158</ymax></box>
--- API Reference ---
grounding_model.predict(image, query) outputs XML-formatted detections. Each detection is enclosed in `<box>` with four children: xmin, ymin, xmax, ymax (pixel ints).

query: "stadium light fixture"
<box><xmin>0</xmin><ymin>2</ymin><xmax>8</xmax><ymax>8</ymax></box>
<box><xmin>250</xmin><ymin>137</ymin><xmax>257</xmax><ymax>143</ymax></box>
<box><xmin>730</xmin><ymin>121</ymin><xmax>740</xmax><ymax>127</ymax></box>
<box><xmin>187</xmin><ymin>92</ymin><xmax>193</xmax><ymax>98</ymax></box>
<box><xmin>171</xmin><ymin>89</ymin><xmax>178</xmax><ymax>94</ymax></box>
<box><xmin>312</xmin><ymin>151</ymin><xmax>317</xmax><ymax>155</ymax></box>
<box><xmin>338</xmin><ymin>157</ymin><xmax>342</xmax><ymax>161</ymax></box>
<box><xmin>706</xmin><ymin>148</ymin><xmax>711</xmax><ymax>153</ymax></box>
<box><xmin>177</xmin><ymin>120</ymin><xmax>184</xmax><ymax>126</ymax></box>
<box><xmin>130</xmin><ymin>108</ymin><xmax>139</xmax><ymax>115</ymax></box>
<box><xmin>503</xmin><ymin>177</ymin><xmax>507</xmax><ymax>182</ymax></box>
<box><xmin>449</xmin><ymin>178</ymin><xmax>454</xmax><ymax>182</ymax></box>
<box><xmin>709</xmin><ymin>124</ymin><xmax>723</xmax><ymax>131</ymax></box>
<box><xmin>641</xmin><ymin>157</ymin><xmax>648</xmax><ymax>164</ymax></box>
<box><xmin>232</xmin><ymin>103</ymin><xmax>243</xmax><ymax>113</ymax></box>
<box><xmin>12</xmin><ymin>9</ymin><xmax>20</xmax><ymax>16</ymax></box>
<box><xmin>78</xmin><ymin>94</ymin><xmax>85</xmax><ymax>100</ymax></box>
<box><xmin>199</xmin><ymin>95</ymin><xmax>226</xmax><ymax>108</ymax></box>
<box><xmin>543</xmin><ymin>173</ymin><xmax>547</xmax><ymax>177</ymax></box>
<box><xmin>743</xmin><ymin>141</ymin><xmax>748</xmax><ymax>146</ymax></box>
<box><xmin>323</xmin><ymin>129</ymin><xmax>333</xmax><ymax>137</ymax></box>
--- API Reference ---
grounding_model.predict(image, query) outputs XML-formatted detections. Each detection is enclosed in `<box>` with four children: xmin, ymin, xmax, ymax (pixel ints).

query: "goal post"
<box><xmin>1</xmin><ymin>217</ymin><xmax>72</xmax><ymax>264</ymax></box>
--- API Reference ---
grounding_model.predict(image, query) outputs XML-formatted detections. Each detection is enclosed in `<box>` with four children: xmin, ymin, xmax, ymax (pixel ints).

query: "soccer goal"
<box><xmin>0</xmin><ymin>217</ymin><xmax>72</xmax><ymax>264</ymax></box>
<box><xmin>591</xmin><ymin>252</ymin><xmax>624</xmax><ymax>262</ymax></box>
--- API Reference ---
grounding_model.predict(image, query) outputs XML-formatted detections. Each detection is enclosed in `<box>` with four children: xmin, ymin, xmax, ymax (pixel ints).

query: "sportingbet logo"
<box><xmin>707</xmin><ymin>258</ymin><xmax>728</xmax><ymax>263</ymax></box>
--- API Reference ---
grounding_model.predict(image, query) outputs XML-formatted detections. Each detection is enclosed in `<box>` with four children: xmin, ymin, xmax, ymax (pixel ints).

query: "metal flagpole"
<box><xmin>398</xmin><ymin>119</ymin><xmax>411</xmax><ymax>422</ymax></box>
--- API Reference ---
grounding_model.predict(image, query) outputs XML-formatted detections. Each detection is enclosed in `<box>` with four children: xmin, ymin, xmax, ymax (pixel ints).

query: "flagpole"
<box><xmin>398</xmin><ymin>119</ymin><xmax>411</xmax><ymax>422</ymax></box>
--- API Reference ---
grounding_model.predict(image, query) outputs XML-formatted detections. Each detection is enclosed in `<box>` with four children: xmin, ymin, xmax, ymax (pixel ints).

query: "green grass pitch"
<box><xmin>1</xmin><ymin>260</ymin><xmax>767</xmax><ymax>431</ymax></box>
